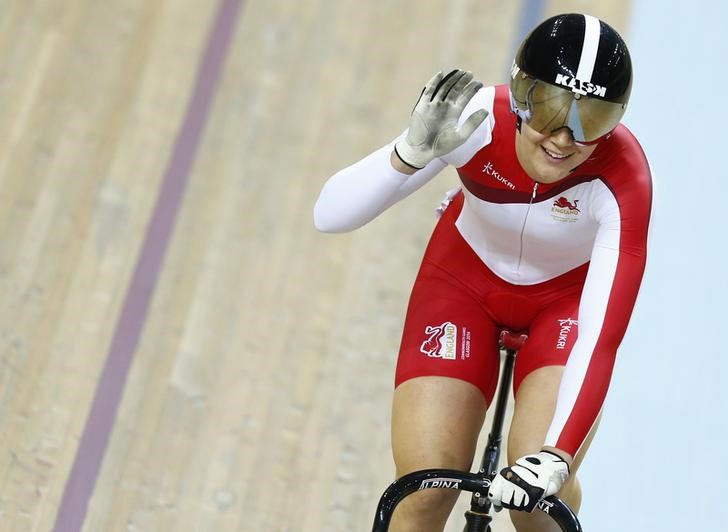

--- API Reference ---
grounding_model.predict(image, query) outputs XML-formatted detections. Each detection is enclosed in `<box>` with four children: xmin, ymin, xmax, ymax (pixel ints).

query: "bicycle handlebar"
<box><xmin>371</xmin><ymin>468</ymin><xmax>582</xmax><ymax>532</ymax></box>
<box><xmin>534</xmin><ymin>496</ymin><xmax>583</xmax><ymax>532</ymax></box>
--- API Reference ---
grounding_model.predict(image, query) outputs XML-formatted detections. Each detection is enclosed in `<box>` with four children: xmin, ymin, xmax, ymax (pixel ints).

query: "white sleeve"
<box><xmin>312</xmin><ymin>138</ymin><xmax>447</xmax><ymax>233</ymax></box>
<box><xmin>313</xmin><ymin>86</ymin><xmax>496</xmax><ymax>233</ymax></box>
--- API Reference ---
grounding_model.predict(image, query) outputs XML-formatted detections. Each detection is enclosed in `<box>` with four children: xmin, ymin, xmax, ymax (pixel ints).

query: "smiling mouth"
<box><xmin>541</xmin><ymin>146</ymin><xmax>572</xmax><ymax>161</ymax></box>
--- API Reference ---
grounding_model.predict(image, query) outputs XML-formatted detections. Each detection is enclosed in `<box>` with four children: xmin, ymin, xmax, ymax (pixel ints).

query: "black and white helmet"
<box><xmin>510</xmin><ymin>13</ymin><xmax>633</xmax><ymax>144</ymax></box>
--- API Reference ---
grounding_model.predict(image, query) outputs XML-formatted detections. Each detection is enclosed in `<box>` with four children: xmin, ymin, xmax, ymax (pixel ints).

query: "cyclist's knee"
<box><xmin>510</xmin><ymin>508</ymin><xmax>562</xmax><ymax>532</ymax></box>
<box><xmin>391</xmin><ymin>488</ymin><xmax>459</xmax><ymax>531</ymax></box>
<box><xmin>557</xmin><ymin>473</ymin><xmax>582</xmax><ymax>512</ymax></box>
<box><xmin>394</xmin><ymin>447</ymin><xmax>466</xmax><ymax>475</ymax></box>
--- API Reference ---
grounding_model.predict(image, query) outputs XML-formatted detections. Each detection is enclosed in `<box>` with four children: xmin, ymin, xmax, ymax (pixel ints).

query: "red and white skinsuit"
<box><xmin>314</xmin><ymin>85</ymin><xmax>653</xmax><ymax>457</ymax></box>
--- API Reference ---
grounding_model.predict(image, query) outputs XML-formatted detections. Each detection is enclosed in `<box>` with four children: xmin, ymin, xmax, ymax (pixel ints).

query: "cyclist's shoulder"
<box><xmin>596</xmin><ymin>125</ymin><xmax>652</xmax><ymax>185</ymax></box>
<box><xmin>580</xmin><ymin>125</ymin><xmax>653</xmax><ymax>206</ymax></box>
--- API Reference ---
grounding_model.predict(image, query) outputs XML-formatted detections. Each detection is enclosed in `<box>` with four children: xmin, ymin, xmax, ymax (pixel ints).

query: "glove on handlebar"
<box><xmin>487</xmin><ymin>450</ymin><xmax>570</xmax><ymax>513</ymax></box>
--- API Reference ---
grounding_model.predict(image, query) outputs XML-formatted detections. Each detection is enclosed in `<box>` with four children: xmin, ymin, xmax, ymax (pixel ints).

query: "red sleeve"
<box><xmin>546</xmin><ymin>126</ymin><xmax>653</xmax><ymax>456</ymax></box>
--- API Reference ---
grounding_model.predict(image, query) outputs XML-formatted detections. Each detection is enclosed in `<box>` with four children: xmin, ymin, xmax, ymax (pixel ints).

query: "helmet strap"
<box><xmin>516</xmin><ymin>115</ymin><xmax>523</xmax><ymax>134</ymax></box>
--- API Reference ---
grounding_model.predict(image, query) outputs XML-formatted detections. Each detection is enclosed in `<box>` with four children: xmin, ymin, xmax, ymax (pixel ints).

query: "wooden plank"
<box><xmin>0</xmin><ymin>0</ymin><xmax>212</xmax><ymax>530</ymax></box>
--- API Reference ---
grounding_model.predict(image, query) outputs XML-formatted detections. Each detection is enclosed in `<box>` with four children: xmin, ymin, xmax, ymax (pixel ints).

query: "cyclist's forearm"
<box><xmin>313</xmin><ymin>140</ymin><xmax>445</xmax><ymax>233</ymax></box>
<box><xmin>390</xmin><ymin>149</ymin><xmax>418</xmax><ymax>175</ymax></box>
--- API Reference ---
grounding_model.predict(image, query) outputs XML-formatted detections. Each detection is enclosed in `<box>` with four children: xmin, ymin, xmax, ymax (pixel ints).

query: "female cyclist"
<box><xmin>314</xmin><ymin>13</ymin><xmax>652</xmax><ymax>532</ymax></box>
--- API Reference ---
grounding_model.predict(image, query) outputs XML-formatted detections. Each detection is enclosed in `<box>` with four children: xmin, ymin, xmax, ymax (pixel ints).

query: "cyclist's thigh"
<box><xmin>395</xmin><ymin>261</ymin><xmax>501</xmax><ymax>402</ymax></box>
<box><xmin>393</xmin><ymin>262</ymin><xmax>500</xmax><ymax>473</ymax></box>
<box><xmin>512</xmin><ymin>294</ymin><xmax>579</xmax><ymax>395</ymax></box>
<box><xmin>392</xmin><ymin>377</ymin><xmax>487</xmax><ymax>475</ymax></box>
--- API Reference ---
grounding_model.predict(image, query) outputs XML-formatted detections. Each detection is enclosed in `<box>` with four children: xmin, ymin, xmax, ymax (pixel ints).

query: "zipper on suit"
<box><xmin>516</xmin><ymin>182</ymin><xmax>539</xmax><ymax>273</ymax></box>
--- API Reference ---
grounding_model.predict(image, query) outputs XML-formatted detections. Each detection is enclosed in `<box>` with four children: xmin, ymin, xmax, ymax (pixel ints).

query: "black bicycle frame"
<box><xmin>370</xmin><ymin>344</ymin><xmax>583</xmax><ymax>532</ymax></box>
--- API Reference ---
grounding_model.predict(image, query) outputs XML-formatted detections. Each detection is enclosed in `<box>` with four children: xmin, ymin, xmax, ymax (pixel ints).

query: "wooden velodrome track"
<box><xmin>0</xmin><ymin>1</ymin><xmax>630</xmax><ymax>530</ymax></box>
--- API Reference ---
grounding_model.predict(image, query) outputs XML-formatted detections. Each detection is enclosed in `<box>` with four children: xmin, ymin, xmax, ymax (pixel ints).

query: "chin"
<box><xmin>534</xmin><ymin>168</ymin><xmax>566</xmax><ymax>184</ymax></box>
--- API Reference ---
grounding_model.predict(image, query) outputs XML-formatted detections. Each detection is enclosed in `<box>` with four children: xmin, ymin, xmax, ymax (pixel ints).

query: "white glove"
<box><xmin>394</xmin><ymin>69</ymin><xmax>488</xmax><ymax>169</ymax></box>
<box><xmin>487</xmin><ymin>450</ymin><xmax>570</xmax><ymax>512</ymax></box>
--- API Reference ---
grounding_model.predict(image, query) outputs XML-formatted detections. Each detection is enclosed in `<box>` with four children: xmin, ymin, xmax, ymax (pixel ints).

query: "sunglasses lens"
<box><xmin>510</xmin><ymin>76</ymin><xmax>627</xmax><ymax>143</ymax></box>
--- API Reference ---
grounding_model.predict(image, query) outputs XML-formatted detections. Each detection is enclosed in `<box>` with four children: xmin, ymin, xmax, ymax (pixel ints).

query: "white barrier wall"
<box><xmin>579</xmin><ymin>1</ymin><xmax>728</xmax><ymax>529</ymax></box>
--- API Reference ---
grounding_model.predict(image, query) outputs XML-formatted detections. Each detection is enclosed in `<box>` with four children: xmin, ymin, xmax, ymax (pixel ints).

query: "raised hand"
<box><xmin>394</xmin><ymin>69</ymin><xmax>488</xmax><ymax>170</ymax></box>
